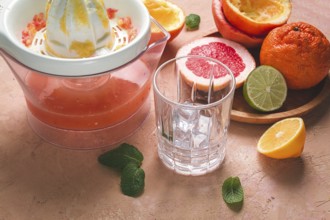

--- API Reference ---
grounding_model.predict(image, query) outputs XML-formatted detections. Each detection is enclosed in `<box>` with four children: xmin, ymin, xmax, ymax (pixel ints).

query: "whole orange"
<box><xmin>260</xmin><ymin>22</ymin><xmax>330</xmax><ymax>90</ymax></box>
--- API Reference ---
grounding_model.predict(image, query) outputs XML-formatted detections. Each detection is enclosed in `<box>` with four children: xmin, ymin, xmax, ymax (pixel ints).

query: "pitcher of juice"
<box><xmin>0</xmin><ymin>0</ymin><xmax>170</xmax><ymax>149</ymax></box>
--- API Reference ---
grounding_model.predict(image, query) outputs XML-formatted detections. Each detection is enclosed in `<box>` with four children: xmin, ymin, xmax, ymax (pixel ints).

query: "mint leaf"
<box><xmin>222</xmin><ymin>176</ymin><xmax>244</xmax><ymax>205</ymax></box>
<box><xmin>98</xmin><ymin>143</ymin><xmax>146</xmax><ymax>197</ymax></box>
<box><xmin>185</xmin><ymin>14</ymin><xmax>201</xmax><ymax>30</ymax></box>
<box><xmin>98</xmin><ymin>143</ymin><xmax>143</xmax><ymax>170</ymax></box>
<box><xmin>120</xmin><ymin>163</ymin><xmax>145</xmax><ymax>197</ymax></box>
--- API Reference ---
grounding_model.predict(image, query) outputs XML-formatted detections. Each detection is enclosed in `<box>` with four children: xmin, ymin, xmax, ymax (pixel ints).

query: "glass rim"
<box><xmin>153</xmin><ymin>55</ymin><xmax>236</xmax><ymax>110</ymax></box>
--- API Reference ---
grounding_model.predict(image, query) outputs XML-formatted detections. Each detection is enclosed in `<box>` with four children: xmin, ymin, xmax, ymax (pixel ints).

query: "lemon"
<box><xmin>243</xmin><ymin>65</ymin><xmax>287</xmax><ymax>112</ymax></box>
<box><xmin>257</xmin><ymin>117</ymin><xmax>306</xmax><ymax>159</ymax></box>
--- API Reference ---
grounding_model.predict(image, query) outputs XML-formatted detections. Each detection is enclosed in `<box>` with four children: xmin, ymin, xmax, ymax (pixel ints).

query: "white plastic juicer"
<box><xmin>0</xmin><ymin>0</ymin><xmax>170</xmax><ymax>149</ymax></box>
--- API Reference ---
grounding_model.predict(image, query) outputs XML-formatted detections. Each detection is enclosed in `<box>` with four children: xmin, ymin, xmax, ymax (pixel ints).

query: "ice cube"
<box><xmin>192</xmin><ymin>133</ymin><xmax>208</xmax><ymax>149</ymax></box>
<box><xmin>173</xmin><ymin>106</ymin><xmax>198</xmax><ymax>132</ymax></box>
<box><xmin>193</xmin><ymin>113</ymin><xmax>212</xmax><ymax>135</ymax></box>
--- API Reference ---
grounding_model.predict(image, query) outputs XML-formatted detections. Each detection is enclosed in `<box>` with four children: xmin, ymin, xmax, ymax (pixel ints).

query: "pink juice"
<box><xmin>25</xmin><ymin>60</ymin><xmax>151</xmax><ymax>131</ymax></box>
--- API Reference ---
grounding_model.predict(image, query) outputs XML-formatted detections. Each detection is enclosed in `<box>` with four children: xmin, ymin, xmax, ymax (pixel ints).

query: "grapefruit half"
<box><xmin>176</xmin><ymin>37</ymin><xmax>256</xmax><ymax>91</ymax></box>
<box><xmin>212</xmin><ymin>0</ymin><xmax>264</xmax><ymax>48</ymax></box>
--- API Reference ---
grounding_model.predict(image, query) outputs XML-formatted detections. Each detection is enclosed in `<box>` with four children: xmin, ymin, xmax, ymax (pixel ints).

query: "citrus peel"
<box><xmin>143</xmin><ymin>0</ymin><xmax>185</xmax><ymax>41</ymax></box>
<box><xmin>222</xmin><ymin>0</ymin><xmax>292</xmax><ymax>36</ymax></box>
<box><xmin>211</xmin><ymin>0</ymin><xmax>264</xmax><ymax>48</ymax></box>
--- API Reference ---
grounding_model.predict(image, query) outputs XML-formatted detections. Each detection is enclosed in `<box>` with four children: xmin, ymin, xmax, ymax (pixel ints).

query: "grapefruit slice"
<box><xmin>176</xmin><ymin>37</ymin><xmax>256</xmax><ymax>91</ymax></box>
<box><xmin>212</xmin><ymin>0</ymin><xmax>264</xmax><ymax>48</ymax></box>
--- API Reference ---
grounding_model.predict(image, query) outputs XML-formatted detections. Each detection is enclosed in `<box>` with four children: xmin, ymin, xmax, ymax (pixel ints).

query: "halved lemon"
<box><xmin>143</xmin><ymin>0</ymin><xmax>185</xmax><ymax>41</ymax></box>
<box><xmin>257</xmin><ymin>117</ymin><xmax>306</xmax><ymax>159</ymax></box>
<box><xmin>222</xmin><ymin>0</ymin><xmax>292</xmax><ymax>36</ymax></box>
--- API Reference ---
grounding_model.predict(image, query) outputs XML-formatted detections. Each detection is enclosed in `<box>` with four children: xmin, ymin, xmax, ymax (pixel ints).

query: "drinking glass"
<box><xmin>153</xmin><ymin>55</ymin><xmax>235</xmax><ymax>175</ymax></box>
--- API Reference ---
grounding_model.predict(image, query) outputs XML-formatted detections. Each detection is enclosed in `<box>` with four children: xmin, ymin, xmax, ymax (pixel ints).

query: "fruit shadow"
<box><xmin>257</xmin><ymin>153</ymin><xmax>305</xmax><ymax>186</ymax></box>
<box><xmin>303</xmin><ymin>93</ymin><xmax>330</xmax><ymax>126</ymax></box>
<box><xmin>225</xmin><ymin>200</ymin><xmax>243</xmax><ymax>212</ymax></box>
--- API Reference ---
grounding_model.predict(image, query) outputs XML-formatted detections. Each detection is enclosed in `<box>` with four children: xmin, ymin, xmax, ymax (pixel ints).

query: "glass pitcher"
<box><xmin>0</xmin><ymin>18</ymin><xmax>170</xmax><ymax>149</ymax></box>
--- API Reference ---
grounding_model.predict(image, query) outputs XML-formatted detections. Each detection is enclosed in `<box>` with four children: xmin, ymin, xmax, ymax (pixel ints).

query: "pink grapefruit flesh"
<box><xmin>211</xmin><ymin>0</ymin><xmax>264</xmax><ymax>48</ymax></box>
<box><xmin>176</xmin><ymin>37</ymin><xmax>256</xmax><ymax>91</ymax></box>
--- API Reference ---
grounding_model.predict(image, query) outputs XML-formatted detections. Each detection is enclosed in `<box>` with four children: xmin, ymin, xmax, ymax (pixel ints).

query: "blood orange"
<box><xmin>176</xmin><ymin>37</ymin><xmax>256</xmax><ymax>91</ymax></box>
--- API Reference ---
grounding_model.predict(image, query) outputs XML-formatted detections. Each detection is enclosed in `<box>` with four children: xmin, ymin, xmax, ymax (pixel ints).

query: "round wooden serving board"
<box><xmin>230</xmin><ymin>74</ymin><xmax>330</xmax><ymax>124</ymax></box>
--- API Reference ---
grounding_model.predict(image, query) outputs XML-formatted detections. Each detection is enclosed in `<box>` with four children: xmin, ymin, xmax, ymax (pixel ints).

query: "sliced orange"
<box><xmin>222</xmin><ymin>0</ymin><xmax>292</xmax><ymax>36</ymax></box>
<box><xmin>143</xmin><ymin>0</ymin><xmax>185</xmax><ymax>41</ymax></box>
<box><xmin>257</xmin><ymin>117</ymin><xmax>306</xmax><ymax>159</ymax></box>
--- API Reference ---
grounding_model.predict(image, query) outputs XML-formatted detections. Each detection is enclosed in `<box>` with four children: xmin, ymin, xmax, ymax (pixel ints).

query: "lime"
<box><xmin>243</xmin><ymin>65</ymin><xmax>287</xmax><ymax>112</ymax></box>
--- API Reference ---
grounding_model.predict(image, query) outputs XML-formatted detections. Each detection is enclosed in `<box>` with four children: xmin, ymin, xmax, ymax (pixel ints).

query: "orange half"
<box><xmin>222</xmin><ymin>0</ymin><xmax>292</xmax><ymax>36</ymax></box>
<box><xmin>211</xmin><ymin>0</ymin><xmax>264</xmax><ymax>48</ymax></box>
<box><xmin>143</xmin><ymin>0</ymin><xmax>185</xmax><ymax>41</ymax></box>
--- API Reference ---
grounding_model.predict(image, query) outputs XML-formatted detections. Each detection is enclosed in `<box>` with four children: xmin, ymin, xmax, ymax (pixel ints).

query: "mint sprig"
<box><xmin>98</xmin><ymin>143</ymin><xmax>143</xmax><ymax>170</ymax></box>
<box><xmin>98</xmin><ymin>143</ymin><xmax>145</xmax><ymax>197</ymax></box>
<box><xmin>185</xmin><ymin>14</ymin><xmax>201</xmax><ymax>31</ymax></box>
<box><xmin>222</xmin><ymin>176</ymin><xmax>244</xmax><ymax>208</ymax></box>
<box><xmin>120</xmin><ymin>163</ymin><xmax>145</xmax><ymax>197</ymax></box>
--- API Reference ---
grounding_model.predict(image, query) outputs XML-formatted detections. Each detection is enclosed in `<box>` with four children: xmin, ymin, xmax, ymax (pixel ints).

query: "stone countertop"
<box><xmin>0</xmin><ymin>0</ymin><xmax>330</xmax><ymax>219</ymax></box>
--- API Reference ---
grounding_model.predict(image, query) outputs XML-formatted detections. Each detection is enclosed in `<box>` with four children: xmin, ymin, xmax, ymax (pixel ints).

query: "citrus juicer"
<box><xmin>0</xmin><ymin>0</ymin><xmax>170</xmax><ymax>149</ymax></box>
<box><xmin>0</xmin><ymin>0</ymin><xmax>151</xmax><ymax>76</ymax></box>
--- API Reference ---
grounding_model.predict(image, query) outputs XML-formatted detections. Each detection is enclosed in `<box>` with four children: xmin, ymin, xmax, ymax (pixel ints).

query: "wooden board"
<box><xmin>231</xmin><ymin>74</ymin><xmax>330</xmax><ymax>124</ymax></box>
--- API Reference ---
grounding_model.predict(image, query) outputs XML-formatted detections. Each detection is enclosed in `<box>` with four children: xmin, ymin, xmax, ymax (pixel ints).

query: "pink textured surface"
<box><xmin>0</xmin><ymin>0</ymin><xmax>329</xmax><ymax>219</ymax></box>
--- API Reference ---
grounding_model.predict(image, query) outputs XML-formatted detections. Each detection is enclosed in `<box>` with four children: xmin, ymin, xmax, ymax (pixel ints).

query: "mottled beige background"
<box><xmin>0</xmin><ymin>0</ymin><xmax>329</xmax><ymax>219</ymax></box>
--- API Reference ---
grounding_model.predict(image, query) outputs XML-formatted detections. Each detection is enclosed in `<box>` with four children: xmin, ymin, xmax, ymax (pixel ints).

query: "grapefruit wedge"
<box><xmin>176</xmin><ymin>37</ymin><xmax>256</xmax><ymax>91</ymax></box>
